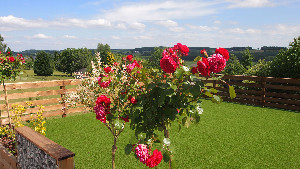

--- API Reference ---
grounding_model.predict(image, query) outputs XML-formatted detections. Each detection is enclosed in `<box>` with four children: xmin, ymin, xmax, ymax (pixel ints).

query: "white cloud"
<box><xmin>112</xmin><ymin>36</ymin><xmax>120</xmax><ymax>40</ymax></box>
<box><xmin>32</xmin><ymin>34</ymin><xmax>52</xmax><ymax>39</ymax></box>
<box><xmin>227</xmin><ymin>27</ymin><xmax>261</xmax><ymax>34</ymax></box>
<box><xmin>156</xmin><ymin>20</ymin><xmax>178</xmax><ymax>27</ymax></box>
<box><xmin>226</xmin><ymin>0</ymin><xmax>275</xmax><ymax>8</ymax></box>
<box><xmin>103</xmin><ymin>1</ymin><xmax>218</xmax><ymax>23</ymax></box>
<box><xmin>133</xmin><ymin>36</ymin><xmax>152</xmax><ymax>40</ymax></box>
<box><xmin>63</xmin><ymin>35</ymin><xmax>77</xmax><ymax>39</ymax></box>
<box><xmin>214</xmin><ymin>20</ymin><xmax>222</xmax><ymax>24</ymax></box>
<box><xmin>129</xmin><ymin>22</ymin><xmax>146</xmax><ymax>31</ymax></box>
<box><xmin>187</xmin><ymin>24</ymin><xmax>219</xmax><ymax>31</ymax></box>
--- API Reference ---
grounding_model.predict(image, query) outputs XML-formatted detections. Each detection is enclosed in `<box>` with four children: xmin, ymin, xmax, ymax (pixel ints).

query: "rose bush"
<box><xmin>68</xmin><ymin>44</ymin><xmax>234</xmax><ymax>169</ymax></box>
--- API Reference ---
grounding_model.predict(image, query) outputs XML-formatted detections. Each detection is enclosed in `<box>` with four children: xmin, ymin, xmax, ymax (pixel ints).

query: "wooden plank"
<box><xmin>264</xmin><ymin>77</ymin><xmax>300</xmax><ymax>84</ymax></box>
<box><xmin>266</xmin><ymin>92</ymin><xmax>300</xmax><ymax>100</ymax></box>
<box><xmin>213</xmin><ymin>87</ymin><xmax>262</xmax><ymax>96</ymax></box>
<box><xmin>67</xmin><ymin>107</ymin><xmax>89</xmax><ymax>114</ymax></box>
<box><xmin>0</xmin><ymin>79</ymin><xmax>81</xmax><ymax>91</ymax></box>
<box><xmin>222</xmin><ymin>97</ymin><xmax>261</xmax><ymax>106</ymax></box>
<box><xmin>0</xmin><ymin>144</ymin><xmax>18</xmax><ymax>169</ymax></box>
<box><xmin>218</xmin><ymin>92</ymin><xmax>262</xmax><ymax>101</ymax></box>
<box><xmin>58</xmin><ymin>157</ymin><xmax>75</xmax><ymax>169</ymax></box>
<box><xmin>264</xmin><ymin>84</ymin><xmax>300</xmax><ymax>91</ymax></box>
<box><xmin>0</xmin><ymin>89</ymin><xmax>64</xmax><ymax>101</ymax></box>
<box><xmin>15</xmin><ymin>126</ymin><xmax>75</xmax><ymax>161</ymax></box>
<box><xmin>265</xmin><ymin>102</ymin><xmax>300</xmax><ymax>111</ymax></box>
<box><xmin>222</xmin><ymin>74</ymin><xmax>260</xmax><ymax>81</ymax></box>
<box><xmin>217</xmin><ymin>81</ymin><xmax>262</xmax><ymax>88</ymax></box>
<box><xmin>0</xmin><ymin>98</ymin><xmax>61</xmax><ymax>111</ymax></box>
<box><xmin>265</xmin><ymin>97</ymin><xmax>300</xmax><ymax>106</ymax></box>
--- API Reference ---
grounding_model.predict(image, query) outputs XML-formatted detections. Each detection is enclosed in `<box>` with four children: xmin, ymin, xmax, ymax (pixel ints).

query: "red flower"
<box><xmin>207</xmin><ymin>53</ymin><xmax>226</xmax><ymax>73</ymax></box>
<box><xmin>121</xmin><ymin>115</ymin><xmax>129</xmax><ymax>122</ymax></box>
<box><xmin>215</xmin><ymin>47</ymin><xmax>230</xmax><ymax>61</ymax></box>
<box><xmin>8</xmin><ymin>57</ymin><xmax>15</xmax><ymax>62</ymax></box>
<box><xmin>160</xmin><ymin>56</ymin><xmax>177</xmax><ymax>73</ymax></box>
<box><xmin>191</xmin><ymin>67</ymin><xmax>198</xmax><ymax>74</ymax></box>
<box><xmin>126</xmin><ymin>54</ymin><xmax>133</xmax><ymax>61</ymax></box>
<box><xmin>104</xmin><ymin>67</ymin><xmax>111</xmax><ymax>73</ymax></box>
<box><xmin>146</xmin><ymin>149</ymin><xmax>163</xmax><ymax>168</ymax></box>
<box><xmin>175</xmin><ymin>43</ymin><xmax>189</xmax><ymax>56</ymax></box>
<box><xmin>130</xmin><ymin>97</ymin><xmax>137</xmax><ymax>104</ymax></box>
<box><xmin>127</xmin><ymin>60</ymin><xmax>140</xmax><ymax>73</ymax></box>
<box><xmin>7</xmin><ymin>52</ymin><xmax>11</xmax><ymax>55</ymax></box>
<box><xmin>97</xmin><ymin>75</ymin><xmax>111</xmax><ymax>88</ymax></box>
<box><xmin>197</xmin><ymin>57</ymin><xmax>210</xmax><ymax>76</ymax></box>
<box><xmin>96</xmin><ymin>95</ymin><xmax>111</xmax><ymax>107</ymax></box>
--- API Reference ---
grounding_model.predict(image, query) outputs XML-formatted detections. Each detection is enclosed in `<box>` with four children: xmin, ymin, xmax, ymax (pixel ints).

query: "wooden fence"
<box><xmin>0</xmin><ymin>79</ymin><xmax>88</xmax><ymax>126</ymax></box>
<box><xmin>204</xmin><ymin>74</ymin><xmax>300</xmax><ymax>111</ymax></box>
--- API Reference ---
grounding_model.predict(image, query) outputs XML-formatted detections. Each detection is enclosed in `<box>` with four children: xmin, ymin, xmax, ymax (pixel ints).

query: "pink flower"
<box><xmin>94</xmin><ymin>104</ymin><xmax>107</xmax><ymax>123</ymax></box>
<box><xmin>207</xmin><ymin>53</ymin><xmax>226</xmax><ymax>73</ymax></box>
<box><xmin>175</xmin><ymin>43</ymin><xmax>189</xmax><ymax>56</ymax></box>
<box><xmin>135</xmin><ymin>144</ymin><xmax>150</xmax><ymax>164</ymax></box>
<box><xmin>127</xmin><ymin>60</ymin><xmax>140</xmax><ymax>73</ymax></box>
<box><xmin>215</xmin><ymin>47</ymin><xmax>230</xmax><ymax>61</ymax></box>
<box><xmin>160</xmin><ymin>56</ymin><xmax>178</xmax><ymax>73</ymax></box>
<box><xmin>146</xmin><ymin>149</ymin><xmax>163</xmax><ymax>168</ymax></box>
<box><xmin>197</xmin><ymin>57</ymin><xmax>210</xmax><ymax>76</ymax></box>
<box><xmin>126</xmin><ymin>54</ymin><xmax>133</xmax><ymax>61</ymax></box>
<box><xmin>104</xmin><ymin>67</ymin><xmax>111</xmax><ymax>73</ymax></box>
<box><xmin>113</xmin><ymin>62</ymin><xmax>119</xmax><ymax>66</ymax></box>
<box><xmin>8</xmin><ymin>57</ymin><xmax>15</xmax><ymax>62</ymax></box>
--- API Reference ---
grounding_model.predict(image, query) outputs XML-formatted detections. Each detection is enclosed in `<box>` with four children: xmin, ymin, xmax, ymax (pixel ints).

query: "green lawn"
<box><xmin>45</xmin><ymin>99</ymin><xmax>300</xmax><ymax>169</ymax></box>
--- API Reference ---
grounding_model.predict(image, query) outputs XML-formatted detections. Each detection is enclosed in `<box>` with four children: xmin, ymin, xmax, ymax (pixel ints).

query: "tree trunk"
<box><xmin>164</xmin><ymin>129</ymin><xmax>172</xmax><ymax>169</ymax></box>
<box><xmin>3</xmin><ymin>80</ymin><xmax>11</xmax><ymax>127</ymax></box>
<box><xmin>112</xmin><ymin>135</ymin><xmax>117</xmax><ymax>169</ymax></box>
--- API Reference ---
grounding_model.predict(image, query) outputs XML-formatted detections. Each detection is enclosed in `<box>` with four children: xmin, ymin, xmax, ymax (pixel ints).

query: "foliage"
<box><xmin>0</xmin><ymin>50</ymin><xmax>25</xmax><ymax>81</ymax></box>
<box><xmin>240</xmin><ymin>48</ymin><xmax>254</xmax><ymax>69</ymax></box>
<box><xmin>96</xmin><ymin>43</ymin><xmax>115</xmax><ymax>65</ymax></box>
<box><xmin>221</xmin><ymin>54</ymin><xmax>245</xmax><ymax>75</ymax></box>
<box><xmin>29</xmin><ymin>105</ymin><xmax>46</xmax><ymax>136</ymax></box>
<box><xmin>55</xmin><ymin>48</ymin><xmax>93</xmax><ymax>76</ymax></box>
<box><xmin>244</xmin><ymin>59</ymin><xmax>271</xmax><ymax>77</ymax></box>
<box><xmin>34</xmin><ymin>51</ymin><xmax>53</xmax><ymax>76</ymax></box>
<box><xmin>0</xmin><ymin>34</ymin><xmax>7</xmax><ymax>52</ymax></box>
<box><xmin>0</xmin><ymin>103</ymin><xmax>46</xmax><ymax>155</ymax></box>
<box><xmin>269</xmin><ymin>36</ymin><xmax>300</xmax><ymax>78</ymax></box>
<box><xmin>147</xmin><ymin>47</ymin><xmax>164</xmax><ymax>69</ymax></box>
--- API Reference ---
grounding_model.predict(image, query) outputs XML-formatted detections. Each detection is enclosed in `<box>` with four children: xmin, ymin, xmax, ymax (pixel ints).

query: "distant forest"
<box><xmin>14</xmin><ymin>46</ymin><xmax>285</xmax><ymax>63</ymax></box>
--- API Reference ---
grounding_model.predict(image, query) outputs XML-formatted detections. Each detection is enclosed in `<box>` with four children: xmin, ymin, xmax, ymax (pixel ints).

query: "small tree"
<box><xmin>222</xmin><ymin>54</ymin><xmax>245</xmax><ymax>75</ymax></box>
<box><xmin>34</xmin><ymin>51</ymin><xmax>53</xmax><ymax>76</ymax></box>
<box><xmin>0</xmin><ymin>34</ymin><xmax>7</xmax><ymax>52</ymax></box>
<box><xmin>96</xmin><ymin>43</ymin><xmax>112</xmax><ymax>65</ymax></box>
<box><xmin>56</xmin><ymin>48</ymin><xmax>93</xmax><ymax>76</ymax></box>
<box><xmin>147</xmin><ymin>47</ymin><xmax>164</xmax><ymax>69</ymax></box>
<box><xmin>241</xmin><ymin>48</ymin><xmax>254</xmax><ymax>69</ymax></box>
<box><xmin>244</xmin><ymin>59</ymin><xmax>271</xmax><ymax>77</ymax></box>
<box><xmin>269</xmin><ymin>36</ymin><xmax>300</xmax><ymax>78</ymax></box>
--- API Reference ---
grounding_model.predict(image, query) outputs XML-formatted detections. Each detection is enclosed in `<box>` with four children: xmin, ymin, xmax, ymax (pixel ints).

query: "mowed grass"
<box><xmin>45</xmin><ymin>99</ymin><xmax>300</xmax><ymax>169</ymax></box>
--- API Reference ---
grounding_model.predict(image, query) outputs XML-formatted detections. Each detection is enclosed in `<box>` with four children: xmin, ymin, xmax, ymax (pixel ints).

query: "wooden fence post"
<box><xmin>261</xmin><ymin>77</ymin><xmax>266</xmax><ymax>107</ymax></box>
<box><xmin>60</xmin><ymin>80</ymin><xmax>67</xmax><ymax>117</ymax></box>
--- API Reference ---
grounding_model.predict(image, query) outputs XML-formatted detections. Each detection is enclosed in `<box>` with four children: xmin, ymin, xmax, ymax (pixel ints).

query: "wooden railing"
<box><xmin>0</xmin><ymin>79</ymin><xmax>88</xmax><ymax>125</ymax></box>
<box><xmin>204</xmin><ymin>74</ymin><xmax>300</xmax><ymax>111</ymax></box>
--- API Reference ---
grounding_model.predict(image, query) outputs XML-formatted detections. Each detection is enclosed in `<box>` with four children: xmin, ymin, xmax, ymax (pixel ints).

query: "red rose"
<box><xmin>96</xmin><ymin>95</ymin><xmax>111</xmax><ymax>107</ymax></box>
<box><xmin>207</xmin><ymin>53</ymin><xmax>226</xmax><ymax>73</ymax></box>
<box><xmin>121</xmin><ymin>115</ymin><xmax>129</xmax><ymax>122</ymax></box>
<box><xmin>130</xmin><ymin>97</ymin><xmax>137</xmax><ymax>104</ymax></box>
<box><xmin>146</xmin><ymin>149</ymin><xmax>163</xmax><ymax>168</ymax></box>
<box><xmin>176</xmin><ymin>43</ymin><xmax>189</xmax><ymax>56</ymax></box>
<box><xmin>160</xmin><ymin>56</ymin><xmax>177</xmax><ymax>73</ymax></box>
<box><xmin>8</xmin><ymin>57</ymin><xmax>15</xmax><ymax>62</ymax></box>
<box><xmin>215</xmin><ymin>47</ymin><xmax>230</xmax><ymax>61</ymax></box>
<box><xmin>126</xmin><ymin>54</ymin><xmax>133</xmax><ymax>61</ymax></box>
<box><xmin>197</xmin><ymin>57</ymin><xmax>210</xmax><ymax>76</ymax></box>
<box><xmin>104</xmin><ymin>67</ymin><xmax>111</xmax><ymax>73</ymax></box>
<box><xmin>191</xmin><ymin>67</ymin><xmax>198</xmax><ymax>74</ymax></box>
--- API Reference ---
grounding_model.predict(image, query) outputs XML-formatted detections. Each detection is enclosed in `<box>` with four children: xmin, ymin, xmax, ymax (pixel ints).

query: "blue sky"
<box><xmin>1</xmin><ymin>0</ymin><xmax>299</xmax><ymax>51</ymax></box>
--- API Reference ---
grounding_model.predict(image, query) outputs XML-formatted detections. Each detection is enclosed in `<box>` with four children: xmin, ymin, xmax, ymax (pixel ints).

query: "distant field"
<box><xmin>5</xmin><ymin>69</ymin><xmax>72</xmax><ymax>83</ymax></box>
